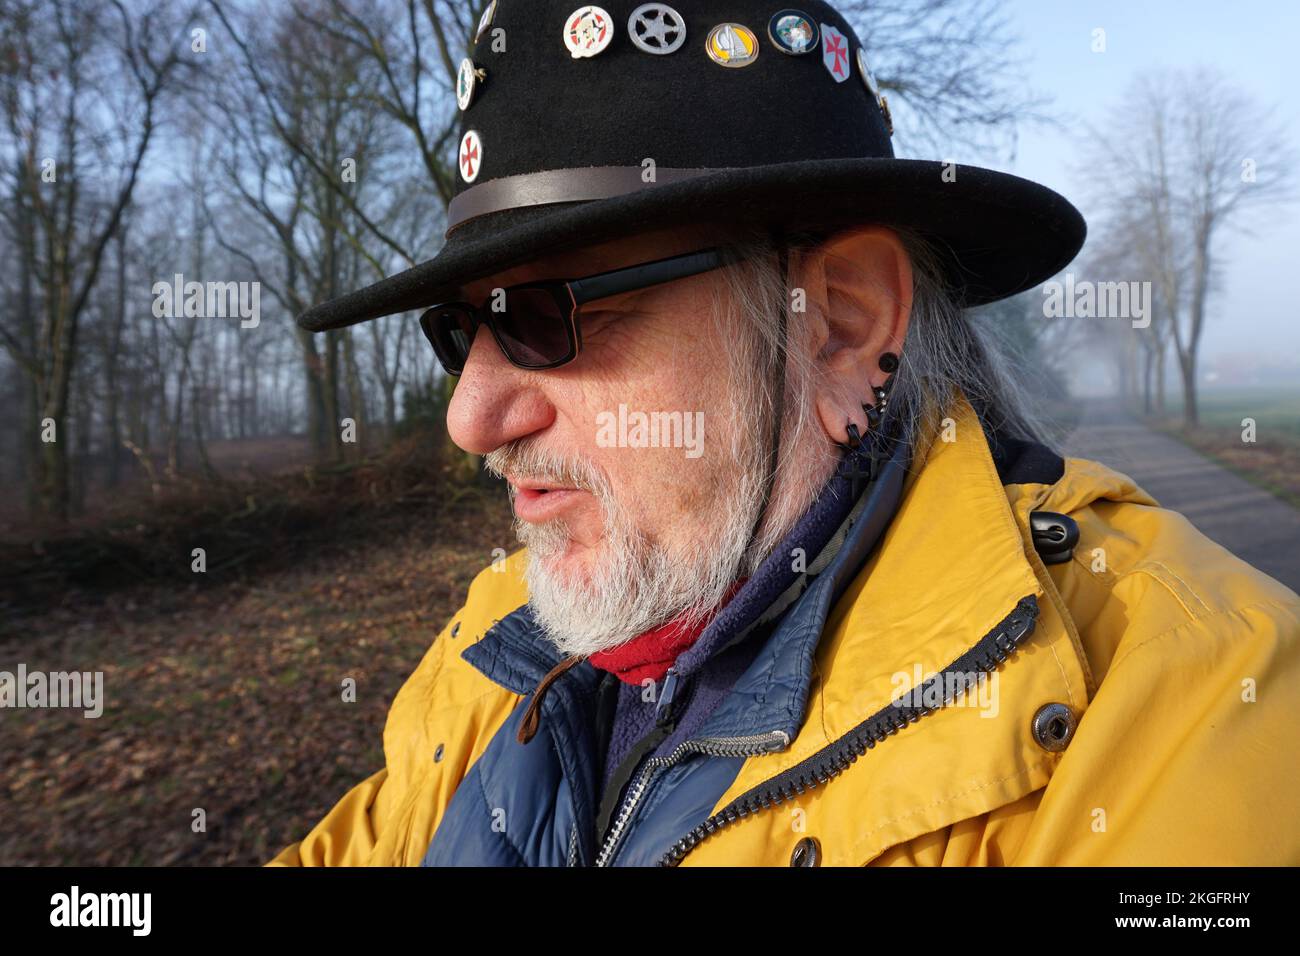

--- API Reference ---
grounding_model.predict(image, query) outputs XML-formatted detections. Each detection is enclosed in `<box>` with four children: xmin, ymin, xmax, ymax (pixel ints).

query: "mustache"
<box><xmin>483</xmin><ymin>439</ymin><xmax>609</xmax><ymax>497</ymax></box>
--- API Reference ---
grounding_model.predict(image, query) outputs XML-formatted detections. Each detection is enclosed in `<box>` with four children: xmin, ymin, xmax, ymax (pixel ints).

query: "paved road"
<box><xmin>1061</xmin><ymin>403</ymin><xmax>1300</xmax><ymax>593</ymax></box>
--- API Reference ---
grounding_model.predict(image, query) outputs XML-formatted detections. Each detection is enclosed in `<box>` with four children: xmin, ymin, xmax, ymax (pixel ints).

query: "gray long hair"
<box><xmin>703</xmin><ymin>225</ymin><xmax>1047</xmax><ymax>567</ymax></box>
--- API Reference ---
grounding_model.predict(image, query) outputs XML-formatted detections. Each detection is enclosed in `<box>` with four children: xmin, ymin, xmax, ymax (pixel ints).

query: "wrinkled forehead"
<box><xmin>457</xmin><ymin>221</ymin><xmax>758</xmax><ymax>301</ymax></box>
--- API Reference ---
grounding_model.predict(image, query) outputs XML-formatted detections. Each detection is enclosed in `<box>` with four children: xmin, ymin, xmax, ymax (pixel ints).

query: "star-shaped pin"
<box><xmin>644</xmin><ymin>13</ymin><xmax>671</xmax><ymax>44</ymax></box>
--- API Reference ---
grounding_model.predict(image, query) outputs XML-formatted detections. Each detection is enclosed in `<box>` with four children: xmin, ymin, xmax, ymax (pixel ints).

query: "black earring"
<box><xmin>840</xmin><ymin>351</ymin><xmax>901</xmax><ymax>458</ymax></box>
<box><xmin>861</xmin><ymin>352</ymin><xmax>899</xmax><ymax>430</ymax></box>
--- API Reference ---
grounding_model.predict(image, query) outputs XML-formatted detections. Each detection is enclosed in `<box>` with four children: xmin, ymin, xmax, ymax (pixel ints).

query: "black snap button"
<box><xmin>434</xmin><ymin>743</ymin><xmax>445</xmax><ymax>762</ymax></box>
<box><xmin>1032</xmin><ymin>703</ymin><xmax>1077</xmax><ymax>752</ymax></box>
<box><xmin>1029</xmin><ymin>512</ymin><xmax>1080</xmax><ymax>565</ymax></box>
<box><xmin>790</xmin><ymin>836</ymin><xmax>821</xmax><ymax>867</ymax></box>
<box><xmin>451</xmin><ymin>621</ymin><xmax>461</xmax><ymax>638</ymax></box>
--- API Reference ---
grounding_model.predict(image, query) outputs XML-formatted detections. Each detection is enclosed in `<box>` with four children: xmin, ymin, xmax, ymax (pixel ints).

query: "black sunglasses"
<box><xmin>419</xmin><ymin>246</ymin><xmax>742</xmax><ymax>375</ymax></box>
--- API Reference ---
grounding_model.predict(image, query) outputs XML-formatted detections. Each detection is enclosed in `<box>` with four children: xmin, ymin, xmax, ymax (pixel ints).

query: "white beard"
<box><xmin>485</xmin><ymin>433</ymin><xmax>768</xmax><ymax>660</ymax></box>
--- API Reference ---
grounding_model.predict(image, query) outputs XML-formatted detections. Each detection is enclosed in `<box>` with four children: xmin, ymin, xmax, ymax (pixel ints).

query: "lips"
<box><xmin>510</xmin><ymin>481</ymin><xmax>589</xmax><ymax>523</ymax></box>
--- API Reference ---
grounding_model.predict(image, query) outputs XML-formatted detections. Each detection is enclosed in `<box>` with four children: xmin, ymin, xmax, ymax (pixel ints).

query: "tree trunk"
<box><xmin>343</xmin><ymin>328</ymin><xmax>366</xmax><ymax>456</ymax></box>
<box><xmin>1179</xmin><ymin>352</ymin><xmax>1198</xmax><ymax>428</ymax></box>
<box><xmin>1142</xmin><ymin>349</ymin><xmax>1154</xmax><ymax>415</ymax></box>
<box><xmin>1155</xmin><ymin>347</ymin><xmax>1167</xmax><ymax>417</ymax></box>
<box><xmin>38</xmin><ymin>440</ymin><xmax>69</xmax><ymax>520</ymax></box>
<box><xmin>105</xmin><ymin>227</ymin><xmax>129</xmax><ymax>486</ymax></box>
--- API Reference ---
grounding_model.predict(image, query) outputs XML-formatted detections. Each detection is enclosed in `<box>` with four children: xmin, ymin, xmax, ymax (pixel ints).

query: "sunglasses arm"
<box><xmin>566</xmin><ymin>247</ymin><xmax>737</xmax><ymax>306</ymax></box>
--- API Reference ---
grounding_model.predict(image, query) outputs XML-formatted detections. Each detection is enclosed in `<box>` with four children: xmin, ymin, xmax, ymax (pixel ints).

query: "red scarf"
<box><xmin>587</xmin><ymin>579</ymin><xmax>747</xmax><ymax>685</ymax></box>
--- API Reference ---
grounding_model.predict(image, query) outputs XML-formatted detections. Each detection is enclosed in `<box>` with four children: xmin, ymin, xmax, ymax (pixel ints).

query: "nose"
<box><xmin>446</xmin><ymin>324</ymin><xmax>556</xmax><ymax>456</ymax></box>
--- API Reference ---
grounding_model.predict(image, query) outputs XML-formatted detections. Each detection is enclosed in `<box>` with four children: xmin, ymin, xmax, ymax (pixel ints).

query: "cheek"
<box><xmin>581</xmin><ymin>305</ymin><xmax>729</xmax><ymax>410</ymax></box>
<box><xmin>564</xmin><ymin>312</ymin><xmax>736</xmax><ymax>529</ymax></box>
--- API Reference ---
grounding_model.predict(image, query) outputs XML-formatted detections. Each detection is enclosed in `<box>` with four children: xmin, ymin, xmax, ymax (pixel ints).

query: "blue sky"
<box><xmin>957</xmin><ymin>0</ymin><xmax>1298</xmax><ymax>365</ymax></box>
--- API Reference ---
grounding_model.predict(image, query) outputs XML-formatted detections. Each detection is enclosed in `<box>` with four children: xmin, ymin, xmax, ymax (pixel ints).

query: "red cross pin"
<box><xmin>459</xmin><ymin>130</ymin><xmax>482</xmax><ymax>183</ymax></box>
<box><xmin>821</xmin><ymin>25</ymin><xmax>850</xmax><ymax>82</ymax></box>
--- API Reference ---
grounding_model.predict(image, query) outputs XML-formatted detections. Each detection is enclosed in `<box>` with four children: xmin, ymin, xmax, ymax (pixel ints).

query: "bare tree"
<box><xmin>1172</xmin><ymin>69</ymin><xmax>1293</xmax><ymax>424</ymax></box>
<box><xmin>840</xmin><ymin>0</ymin><xmax>1049</xmax><ymax>159</ymax></box>
<box><xmin>1083</xmin><ymin>68</ymin><xmax>1293</xmax><ymax>426</ymax></box>
<box><xmin>202</xmin><ymin>0</ymin><xmax>449</xmax><ymax>462</ymax></box>
<box><xmin>0</xmin><ymin>0</ymin><xmax>192</xmax><ymax>518</ymax></box>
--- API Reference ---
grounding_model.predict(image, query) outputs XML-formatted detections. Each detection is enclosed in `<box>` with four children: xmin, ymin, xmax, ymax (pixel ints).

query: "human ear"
<box><xmin>799</xmin><ymin>226</ymin><xmax>912</xmax><ymax>445</ymax></box>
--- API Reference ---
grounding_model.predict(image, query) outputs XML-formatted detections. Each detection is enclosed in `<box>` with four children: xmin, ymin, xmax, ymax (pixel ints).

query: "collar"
<box><xmin>727</xmin><ymin>396</ymin><xmax>1095</xmax><ymax>777</ymax></box>
<box><xmin>690</xmin><ymin>400</ymin><xmax>1100</xmax><ymax>865</ymax></box>
<box><xmin>586</xmin><ymin>578</ymin><xmax>747</xmax><ymax>685</ymax></box>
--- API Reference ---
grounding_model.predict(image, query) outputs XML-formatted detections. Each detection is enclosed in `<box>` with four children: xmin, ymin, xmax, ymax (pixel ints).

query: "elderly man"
<box><xmin>269</xmin><ymin>1</ymin><xmax>1300</xmax><ymax>867</ymax></box>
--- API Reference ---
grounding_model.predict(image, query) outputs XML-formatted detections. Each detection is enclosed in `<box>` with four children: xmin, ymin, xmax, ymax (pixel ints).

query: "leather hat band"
<box><xmin>445</xmin><ymin>165</ymin><xmax>728</xmax><ymax>234</ymax></box>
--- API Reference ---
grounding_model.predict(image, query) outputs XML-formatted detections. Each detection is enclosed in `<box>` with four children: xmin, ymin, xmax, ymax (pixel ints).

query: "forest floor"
<box><xmin>0</xmin><ymin>439</ymin><xmax>516</xmax><ymax>866</ymax></box>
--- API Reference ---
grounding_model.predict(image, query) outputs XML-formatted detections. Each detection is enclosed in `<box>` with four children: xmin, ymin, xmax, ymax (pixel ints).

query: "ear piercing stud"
<box><xmin>841</xmin><ymin>351</ymin><xmax>899</xmax><ymax>450</ymax></box>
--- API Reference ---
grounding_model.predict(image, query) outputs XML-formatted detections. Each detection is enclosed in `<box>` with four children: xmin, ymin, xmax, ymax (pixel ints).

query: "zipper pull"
<box><xmin>655</xmin><ymin>668</ymin><xmax>679</xmax><ymax>724</ymax></box>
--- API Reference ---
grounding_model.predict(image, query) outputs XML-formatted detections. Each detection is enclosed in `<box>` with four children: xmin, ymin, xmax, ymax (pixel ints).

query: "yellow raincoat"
<box><xmin>269</xmin><ymin>400</ymin><xmax>1300</xmax><ymax>866</ymax></box>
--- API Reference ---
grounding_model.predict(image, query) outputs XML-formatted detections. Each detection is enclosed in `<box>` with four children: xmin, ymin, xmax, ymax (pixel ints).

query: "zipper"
<box><xmin>593</xmin><ymin>729</ymin><xmax>790</xmax><ymax>867</ymax></box>
<box><xmin>657</xmin><ymin>594</ymin><xmax>1040</xmax><ymax>867</ymax></box>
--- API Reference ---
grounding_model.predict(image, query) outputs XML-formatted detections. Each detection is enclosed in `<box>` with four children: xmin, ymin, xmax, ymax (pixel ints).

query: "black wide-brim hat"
<box><xmin>298</xmin><ymin>0</ymin><xmax>1085</xmax><ymax>333</ymax></box>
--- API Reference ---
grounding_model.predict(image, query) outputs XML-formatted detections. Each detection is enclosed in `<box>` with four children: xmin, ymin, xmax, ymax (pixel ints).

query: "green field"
<box><xmin>1153</xmin><ymin>386</ymin><xmax>1300</xmax><ymax>508</ymax></box>
<box><xmin>1192</xmin><ymin>387</ymin><xmax>1300</xmax><ymax>443</ymax></box>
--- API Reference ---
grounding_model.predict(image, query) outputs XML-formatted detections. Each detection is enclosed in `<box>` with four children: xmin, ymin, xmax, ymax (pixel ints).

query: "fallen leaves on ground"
<box><xmin>0</xmin><ymin>491</ymin><xmax>515</xmax><ymax>866</ymax></box>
